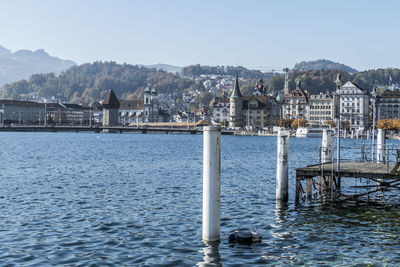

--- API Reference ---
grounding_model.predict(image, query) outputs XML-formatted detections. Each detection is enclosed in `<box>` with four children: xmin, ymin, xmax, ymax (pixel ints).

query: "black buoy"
<box><xmin>228</xmin><ymin>230</ymin><xmax>262</xmax><ymax>244</ymax></box>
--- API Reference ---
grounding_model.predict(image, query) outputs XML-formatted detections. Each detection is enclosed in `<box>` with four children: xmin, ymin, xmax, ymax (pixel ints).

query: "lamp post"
<box><xmin>335</xmin><ymin>74</ymin><xmax>342</xmax><ymax>172</ymax></box>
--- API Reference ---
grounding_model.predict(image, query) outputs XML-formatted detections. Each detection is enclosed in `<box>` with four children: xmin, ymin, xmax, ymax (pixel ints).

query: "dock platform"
<box><xmin>295</xmin><ymin>161</ymin><xmax>400</xmax><ymax>205</ymax></box>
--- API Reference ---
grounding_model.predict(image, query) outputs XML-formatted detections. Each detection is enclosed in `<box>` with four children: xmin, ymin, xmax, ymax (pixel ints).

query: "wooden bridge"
<box><xmin>0</xmin><ymin>125</ymin><xmax>235</xmax><ymax>135</ymax></box>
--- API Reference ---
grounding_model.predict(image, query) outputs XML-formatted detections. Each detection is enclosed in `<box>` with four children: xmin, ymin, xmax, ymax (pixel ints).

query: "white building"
<box><xmin>0</xmin><ymin>100</ymin><xmax>46</xmax><ymax>125</ymax></box>
<box><xmin>281</xmin><ymin>81</ymin><xmax>309</xmax><ymax>120</ymax></box>
<box><xmin>212</xmin><ymin>95</ymin><xmax>230</xmax><ymax>123</ymax></box>
<box><xmin>375</xmin><ymin>90</ymin><xmax>400</xmax><ymax>120</ymax></box>
<box><xmin>338</xmin><ymin>81</ymin><xmax>370</xmax><ymax>130</ymax></box>
<box><xmin>307</xmin><ymin>93</ymin><xmax>335</xmax><ymax>125</ymax></box>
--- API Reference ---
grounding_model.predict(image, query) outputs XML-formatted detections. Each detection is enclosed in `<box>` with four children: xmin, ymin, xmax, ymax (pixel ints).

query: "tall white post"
<box><xmin>203</xmin><ymin>126</ymin><xmax>221</xmax><ymax>242</ymax></box>
<box><xmin>351</xmin><ymin>130</ymin><xmax>354</xmax><ymax>139</ymax></box>
<box><xmin>376</xmin><ymin>129</ymin><xmax>385</xmax><ymax>163</ymax></box>
<box><xmin>276</xmin><ymin>129</ymin><xmax>289</xmax><ymax>201</ymax></box>
<box><xmin>367</xmin><ymin>130</ymin><xmax>370</xmax><ymax>140</ymax></box>
<box><xmin>321</xmin><ymin>130</ymin><xmax>333</xmax><ymax>163</ymax></box>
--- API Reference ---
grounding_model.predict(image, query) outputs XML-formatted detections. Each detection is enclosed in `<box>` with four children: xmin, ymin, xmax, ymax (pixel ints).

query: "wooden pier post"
<box><xmin>202</xmin><ymin>126</ymin><xmax>221</xmax><ymax>242</ymax></box>
<box><xmin>377</xmin><ymin>129</ymin><xmax>385</xmax><ymax>163</ymax></box>
<box><xmin>276</xmin><ymin>129</ymin><xmax>289</xmax><ymax>201</ymax></box>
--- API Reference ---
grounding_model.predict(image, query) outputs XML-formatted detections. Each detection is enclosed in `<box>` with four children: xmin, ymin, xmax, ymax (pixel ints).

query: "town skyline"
<box><xmin>1</xmin><ymin>0</ymin><xmax>400</xmax><ymax>71</ymax></box>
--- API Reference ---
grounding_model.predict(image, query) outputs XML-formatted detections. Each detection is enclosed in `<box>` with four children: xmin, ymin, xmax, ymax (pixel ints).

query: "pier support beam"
<box><xmin>202</xmin><ymin>126</ymin><xmax>221</xmax><ymax>242</ymax></box>
<box><xmin>376</xmin><ymin>129</ymin><xmax>385</xmax><ymax>163</ymax></box>
<box><xmin>276</xmin><ymin>129</ymin><xmax>289</xmax><ymax>201</ymax></box>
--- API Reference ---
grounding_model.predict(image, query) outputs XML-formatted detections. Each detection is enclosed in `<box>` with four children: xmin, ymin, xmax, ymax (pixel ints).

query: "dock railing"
<box><xmin>318</xmin><ymin>143</ymin><xmax>400</xmax><ymax>174</ymax></box>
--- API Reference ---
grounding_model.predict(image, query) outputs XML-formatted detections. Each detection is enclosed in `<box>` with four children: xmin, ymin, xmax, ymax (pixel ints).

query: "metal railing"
<box><xmin>318</xmin><ymin>143</ymin><xmax>400</xmax><ymax>173</ymax></box>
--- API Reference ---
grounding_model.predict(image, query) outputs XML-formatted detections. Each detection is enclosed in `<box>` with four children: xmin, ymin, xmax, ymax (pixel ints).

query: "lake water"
<box><xmin>0</xmin><ymin>132</ymin><xmax>399</xmax><ymax>266</ymax></box>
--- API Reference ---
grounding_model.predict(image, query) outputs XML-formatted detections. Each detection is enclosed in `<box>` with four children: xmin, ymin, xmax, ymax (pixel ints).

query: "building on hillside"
<box><xmin>119</xmin><ymin>99</ymin><xmax>143</xmax><ymax>125</ymax></box>
<box><xmin>212</xmin><ymin>95</ymin><xmax>230</xmax><ymax>123</ymax></box>
<box><xmin>102</xmin><ymin>89</ymin><xmax>120</xmax><ymax>126</ymax></box>
<box><xmin>375</xmin><ymin>89</ymin><xmax>400</xmax><ymax>120</ymax></box>
<box><xmin>0</xmin><ymin>100</ymin><xmax>45</xmax><ymax>125</ymax></box>
<box><xmin>338</xmin><ymin>81</ymin><xmax>370</xmax><ymax>130</ymax></box>
<box><xmin>253</xmin><ymin>78</ymin><xmax>267</xmax><ymax>95</ymax></box>
<box><xmin>281</xmin><ymin>81</ymin><xmax>309</xmax><ymax>120</ymax></box>
<box><xmin>242</xmin><ymin>95</ymin><xmax>280</xmax><ymax>128</ymax></box>
<box><xmin>307</xmin><ymin>93</ymin><xmax>335</xmax><ymax>125</ymax></box>
<box><xmin>229</xmin><ymin>76</ymin><xmax>280</xmax><ymax>129</ymax></box>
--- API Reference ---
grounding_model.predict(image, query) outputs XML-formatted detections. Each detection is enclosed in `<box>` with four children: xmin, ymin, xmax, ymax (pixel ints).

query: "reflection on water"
<box><xmin>198</xmin><ymin>241</ymin><xmax>221</xmax><ymax>267</ymax></box>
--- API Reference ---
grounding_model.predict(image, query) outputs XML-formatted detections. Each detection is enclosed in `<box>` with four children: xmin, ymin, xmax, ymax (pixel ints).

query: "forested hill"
<box><xmin>1</xmin><ymin>61</ymin><xmax>200</xmax><ymax>104</ymax></box>
<box><xmin>2</xmin><ymin>60</ymin><xmax>399</xmax><ymax>105</ymax></box>
<box><xmin>263</xmin><ymin>68</ymin><xmax>400</xmax><ymax>95</ymax></box>
<box><xmin>293</xmin><ymin>59</ymin><xmax>358</xmax><ymax>74</ymax></box>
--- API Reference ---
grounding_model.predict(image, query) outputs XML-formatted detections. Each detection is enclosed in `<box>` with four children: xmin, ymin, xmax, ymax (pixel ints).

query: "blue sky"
<box><xmin>0</xmin><ymin>0</ymin><xmax>398</xmax><ymax>71</ymax></box>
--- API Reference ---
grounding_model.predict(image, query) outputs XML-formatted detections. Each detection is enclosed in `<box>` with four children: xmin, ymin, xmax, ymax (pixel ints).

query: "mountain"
<box><xmin>293</xmin><ymin>59</ymin><xmax>358</xmax><ymax>74</ymax></box>
<box><xmin>144</xmin><ymin>63</ymin><xmax>182</xmax><ymax>74</ymax></box>
<box><xmin>0</xmin><ymin>45</ymin><xmax>76</xmax><ymax>87</ymax></box>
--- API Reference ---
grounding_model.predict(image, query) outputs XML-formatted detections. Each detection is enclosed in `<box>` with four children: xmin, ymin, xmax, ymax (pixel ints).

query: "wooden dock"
<box><xmin>295</xmin><ymin>161</ymin><xmax>400</xmax><ymax>206</ymax></box>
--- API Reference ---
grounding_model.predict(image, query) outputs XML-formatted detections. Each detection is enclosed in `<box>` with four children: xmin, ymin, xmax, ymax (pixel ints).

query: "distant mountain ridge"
<box><xmin>143</xmin><ymin>63</ymin><xmax>182</xmax><ymax>73</ymax></box>
<box><xmin>0</xmin><ymin>45</ymin><xmax>76</xmax><ymax>87</ymax></box>
<box><xmin>293</xmin><ymin>59</ymin><xmax>358</xmax><ymax>73</ymax></box>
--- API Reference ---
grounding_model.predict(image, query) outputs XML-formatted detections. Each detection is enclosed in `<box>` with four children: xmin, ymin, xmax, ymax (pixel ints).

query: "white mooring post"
<box><xmin>321</xmin><ymin>130</ymin><xmax>333</xmax><ymax>163</ymax></box>
<box><xmin>202</xmin><ymin>126</ymin><xmax>221</xmax><ymax>242</ymax></box>
<box><xmin>276</xmin><ymin>129</ymin><xmax>289</xmax><ymax>201</ymax></box>
<box><xmin>367</xmin><ymin>130</ymin><xmax>370</xmax><ymax>141</ymax></box>
<box><xmin>351</xmin><ymin>130</ymin><xmax>354</xmax><ymax>139</ymax></box>
<box><xmin>376</xmin><ymin>129</ymin><xmax>385</xmax><ymax>163</ymax></box>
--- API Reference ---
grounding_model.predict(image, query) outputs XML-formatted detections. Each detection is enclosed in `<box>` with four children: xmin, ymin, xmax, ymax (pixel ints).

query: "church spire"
<box><xmin>230</xmin><ymin>75</ymin><xmax>242</xmax><ymax>98</ymax></box>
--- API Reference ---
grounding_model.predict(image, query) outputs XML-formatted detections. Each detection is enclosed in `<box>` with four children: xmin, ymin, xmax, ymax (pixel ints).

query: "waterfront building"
<box><xmin>242</xmin><ymin>95</ymin><xmax>280</xmax><ymax>128</ymax></box>
<box><xmin>338</xmin><ymin>81</ymin><xmax>370</xmax><ymax>130</ymax></box>
<box><xmin>102</xmin><ymin>89</ymin><xmax>120</xmax><ymax>126</ymax></box>
<box><xmin>212</xmin><ymin>95</ymin><xmax>230</xmax><ymax>123</ymax></box>
<box><xmin>307</xmin><ymin>93</ymin><xmax>335</xmax><ymax>125</ymax></box>
<box><xmin>61</xmin><ymin>103</ymin><xmax>91</xmax><ymax>125</ymax></box>
<box><xmin>375</xmin><ymin>89</ymin><xmax>400</xmax><ymax>120</ymax></box>
<box><xmin>119</xmin><ymin>99</ymin><xmax>143</xmax><ymax>125</ymax></box>
<box><xmin>0</xmin><ymin>100</ymin><xmax>45</xmax><ymax>125</ymax></box>
<box><xmin>229</xmin><ymin>76</ymin><xmax>280</xmax><ymax>128</ymax></box>
<box><xmin>281</xmin><ymin>81</ymin><xmax>309</xmax><ymax>120</ymax></box>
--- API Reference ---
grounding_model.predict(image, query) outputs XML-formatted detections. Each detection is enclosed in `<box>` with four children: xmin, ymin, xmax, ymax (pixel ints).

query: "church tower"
<box><xmin>143</xmin><ymin>86</ymin><xmax>151</xmax><ymax>123</ymax></box>
<box><xmin>229</xmin><ymin>75</ymin><xmax>243</xmax><ymax>128</ymax></box>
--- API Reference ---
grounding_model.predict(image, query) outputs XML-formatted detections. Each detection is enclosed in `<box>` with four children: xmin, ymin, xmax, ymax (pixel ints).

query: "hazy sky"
<box><xmin>0</xmin><ymin>0</ymin><xmax>398</xmax><ymax>71</ymax></box>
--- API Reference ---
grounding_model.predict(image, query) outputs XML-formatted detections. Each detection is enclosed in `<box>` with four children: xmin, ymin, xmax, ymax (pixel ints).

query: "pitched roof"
<box><xmin>242</xmin><ymin>95</ymin><xmax>278</xmax><ymax>109</ymax></box>
<box><xmin>102</xmin><ymin>89</ymin><xmax>120</xmax><ymax>109</ymax></box>
<box><xmin>379</xmin><ymin>89</ymin><xmax>400</xmax><ymax>98</ymax></box>
<box><xmin>230</xmin><ymin>75</ymin><xmax>243</xmax><ymax>98</ymax></box>
<box><xmin>119</xmin><ymin>99</ymin><xmax>143</xmax><ymax>110</ymax></box>
<box><xmin>283</xmin><ymin>81</ymin><xmax>309</xmax><ymax>102</ymax></box>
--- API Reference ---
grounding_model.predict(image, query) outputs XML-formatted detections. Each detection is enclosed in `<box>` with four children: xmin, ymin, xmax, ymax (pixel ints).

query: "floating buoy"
<box><xmin>228</xmin><ymin>230</ymin><xmax>262</xmax><ymax>244</ymax></box>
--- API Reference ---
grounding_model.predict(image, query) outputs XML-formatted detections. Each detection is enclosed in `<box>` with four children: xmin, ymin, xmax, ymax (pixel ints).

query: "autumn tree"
<box><xmin>278</xmin><ymin>119</ymin><xmax>293</xmax><ymax>128</ymax></box>
<box><xmin>324</xmin><ymin>120</ymin><xmax>337</xmax><ymax>128</ymax></box>
<box><xmin>291</xmin><ymin>118</ymin><xmax>308</xmax><ymax>128</ymax></box>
